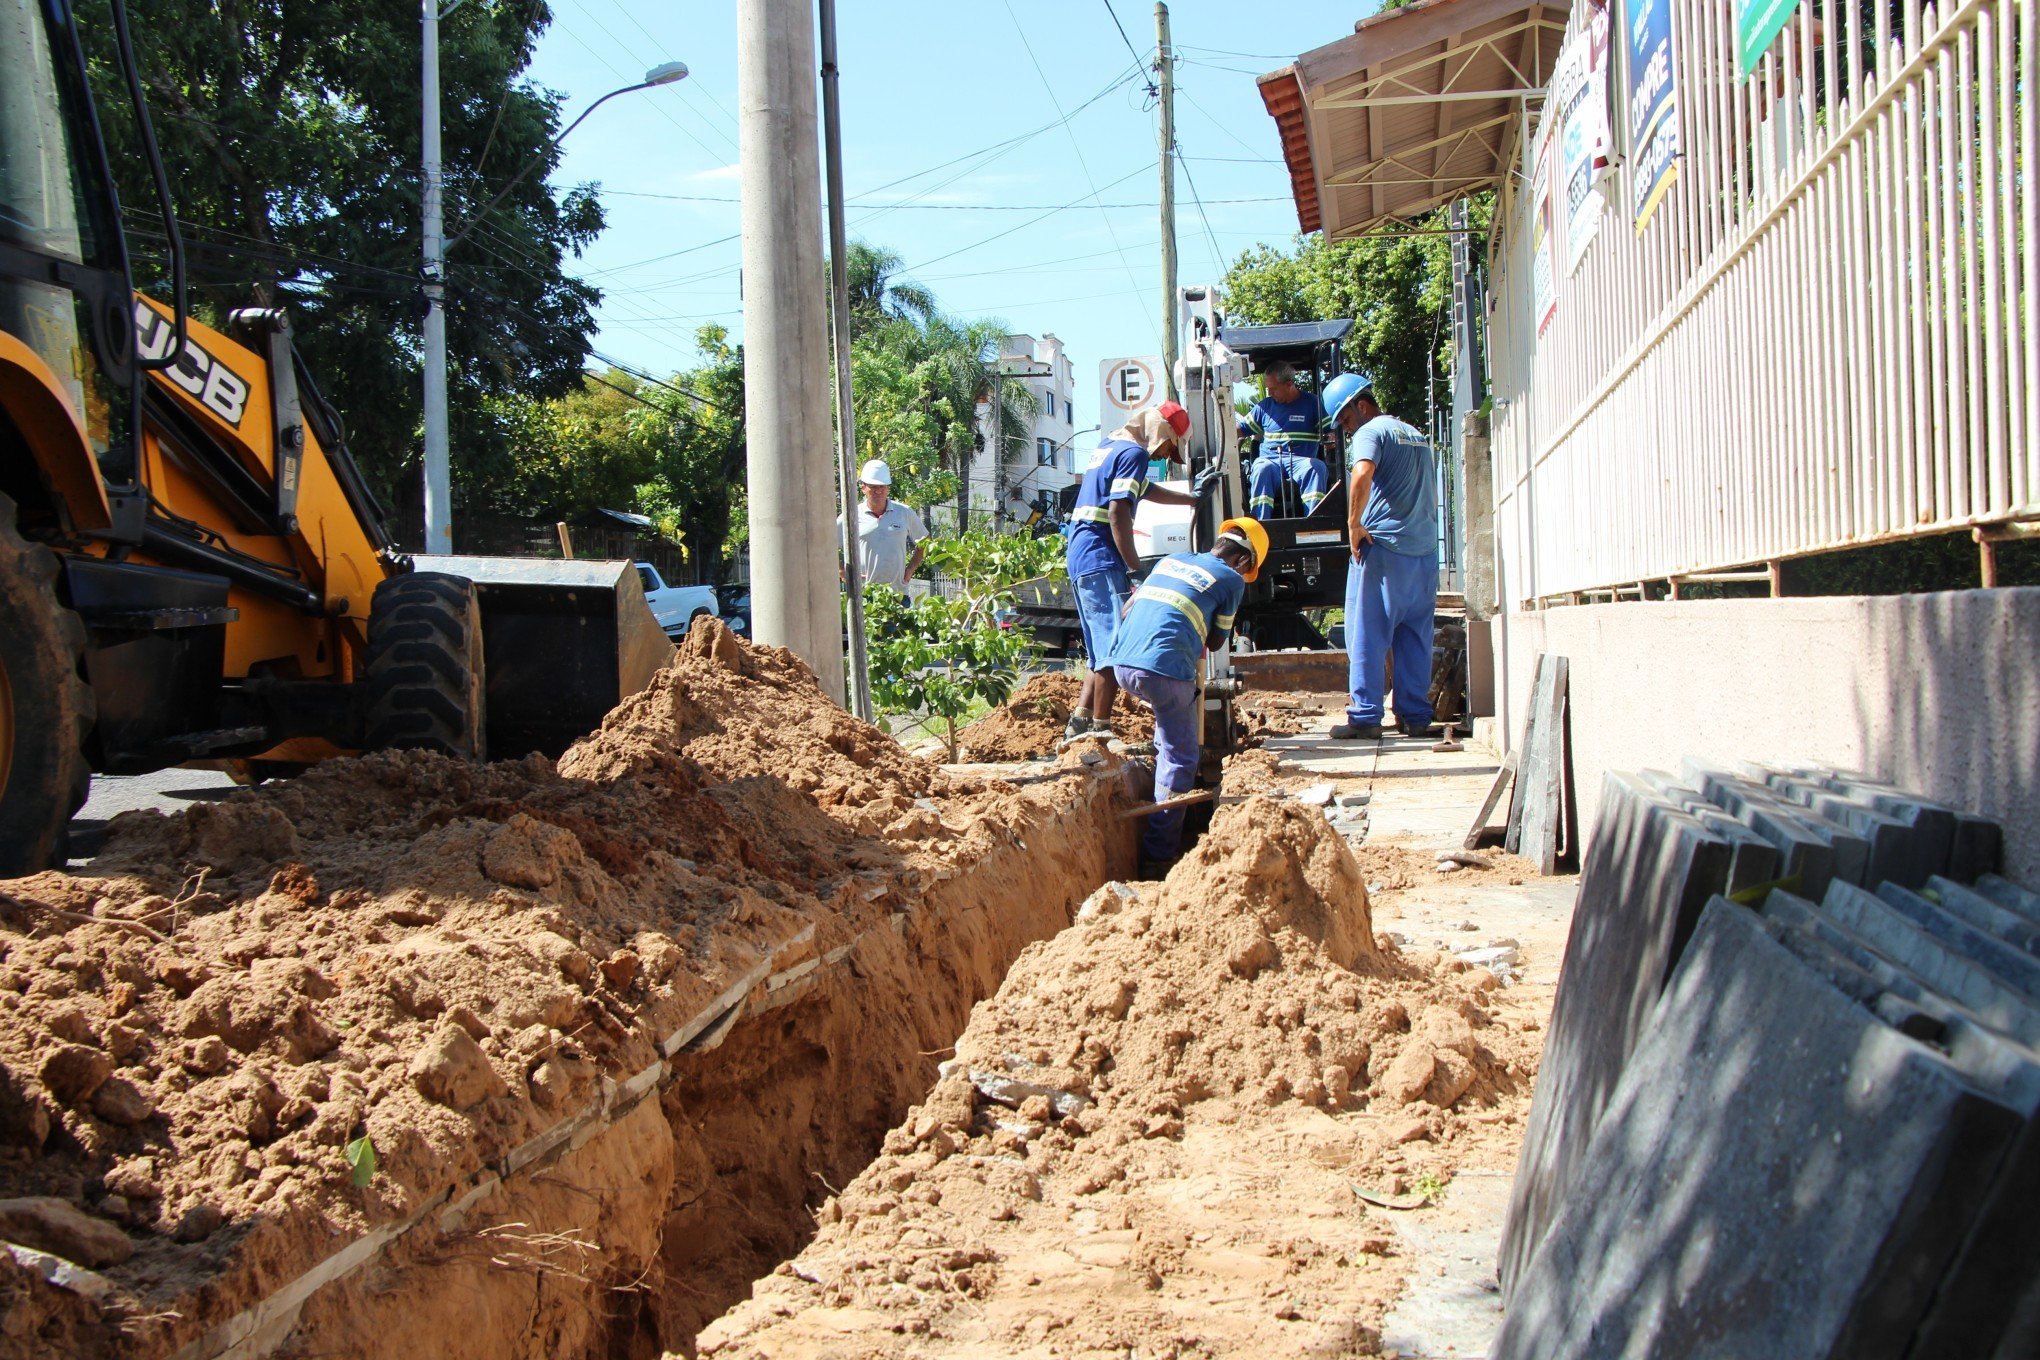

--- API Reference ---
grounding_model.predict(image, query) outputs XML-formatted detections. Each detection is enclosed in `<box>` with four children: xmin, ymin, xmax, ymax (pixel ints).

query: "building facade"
<box><xmin>970</xmin><ymin>332</ymin><xmax>1080</xmax><ymax>529</ymax></box>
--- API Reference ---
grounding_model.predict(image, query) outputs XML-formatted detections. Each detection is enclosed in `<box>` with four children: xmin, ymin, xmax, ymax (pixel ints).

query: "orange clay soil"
<box><xmin>956</xmin><ymin>672</ymin><xmax>1154</xmax><ymax>762</ymax></box>
<box><xmin>697</xmin><ymin>798</ymin><xmax>1542</xmax><ymax>1360</ymax></box>
<box><xmin>0</xmin><ymin>621</ymin><xmax>1127</xmax><ymax>1360</ymax></box>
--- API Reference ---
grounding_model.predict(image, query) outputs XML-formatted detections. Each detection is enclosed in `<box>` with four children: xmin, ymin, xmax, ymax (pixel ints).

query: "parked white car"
<box><xmin>635</xmin><ymin>562</ymin><xmax>719</xmax><ymax>640</ymax></box>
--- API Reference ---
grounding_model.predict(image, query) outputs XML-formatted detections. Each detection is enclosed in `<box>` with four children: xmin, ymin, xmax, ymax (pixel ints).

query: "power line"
<box><xmin>1174</xmin><ymin>145</ymin><xmax>1227</xmax><ymax>279</ymax></box>
<box><xmin>1100</xmin><ymin>0</ymin><xmax>1158</xmax><ymax>97</ymax></box>
<box><xmin>996</xmin><ymin>0</ymin><xmax>1154</xmax><ymax>335</ymax></box>
<box><xmin>899</xmin><ymin>163</ymin><xmax>1149</xmax><ymax>273</ymax></box>
<box><xmin>600</xmin><ymin>189</ymin><xmax>1286</xmax><ymax>210</ymax></box>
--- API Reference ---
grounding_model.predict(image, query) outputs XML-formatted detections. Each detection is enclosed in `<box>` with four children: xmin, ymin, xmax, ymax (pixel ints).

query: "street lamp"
<box><xmin>419</xmin><ymin>16</ymin><xmax>687</xmax><ymax>555</ymax></box>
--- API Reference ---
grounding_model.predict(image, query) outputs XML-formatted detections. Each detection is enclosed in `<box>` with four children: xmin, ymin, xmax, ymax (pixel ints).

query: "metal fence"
<box><xmin>1487</xmin><ymin>0</ymin><xmax>2038</xmax><ymax>604</ymax></box>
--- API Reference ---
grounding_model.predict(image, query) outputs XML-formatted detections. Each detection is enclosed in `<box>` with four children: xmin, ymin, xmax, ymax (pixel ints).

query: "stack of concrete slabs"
<box><xmin>1494</xmin><ymin>900</ymin><xmax>2028</xmax><ymax>1360</ymax></box>
<box><xmin>1498</xmin><ymin>772</ymin><xmax>1734</xmax><ymax>1297</ymax></box>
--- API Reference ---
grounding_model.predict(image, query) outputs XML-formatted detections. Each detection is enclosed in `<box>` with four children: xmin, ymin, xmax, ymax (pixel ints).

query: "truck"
<box><xmin>635</xmin><ymin>561</ymin><xmax>721</xmax><ymax>640</ymax></box>
<box><xmin>0</xmin><ymin>0</ymin><xmax>666</xmax><ymax>873</ymax></box>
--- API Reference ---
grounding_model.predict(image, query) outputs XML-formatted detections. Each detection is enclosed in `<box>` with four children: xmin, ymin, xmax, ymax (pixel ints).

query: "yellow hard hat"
<box><xmin>1217</xmin><ymin>517</ymin><xmax>1270</xmax><ymax>583</ymax></box>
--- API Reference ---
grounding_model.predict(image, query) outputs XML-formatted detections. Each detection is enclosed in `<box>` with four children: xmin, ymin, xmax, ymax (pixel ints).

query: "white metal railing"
<box><xmin>1488</xmin><ymin>0</ymin><xmax>2038</xmax><ymax>603</ymax></box>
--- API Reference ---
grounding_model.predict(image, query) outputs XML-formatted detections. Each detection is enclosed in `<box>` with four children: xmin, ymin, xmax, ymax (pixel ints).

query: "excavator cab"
<box><xmin>0</xmin><ymin>0</ymin><xmax>666</xmax><ymax>874</ymax></box>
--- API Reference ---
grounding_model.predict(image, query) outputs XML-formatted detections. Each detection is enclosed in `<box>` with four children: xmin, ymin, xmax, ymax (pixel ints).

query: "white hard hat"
<box><xmin>858</xmin><ymin>459</ymin><xmax>892</xmax><ymax>486</ymax></box>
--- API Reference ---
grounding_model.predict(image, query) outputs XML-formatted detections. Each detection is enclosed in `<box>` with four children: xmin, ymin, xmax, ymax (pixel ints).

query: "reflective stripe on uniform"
<box><xmin>1071</xmin><ymin>505</ymin><xmax>1114</xmax><ymax>524</ymax></box>
<box><xmin>1131</xmin><ymin>584</ymin><xmax>1209</xmax><ymax>634</ymax></box>
<box><xmin>1249</xmin><ymin>494</ymin><xmax>1277</xmax><ymax>513</ymax></box>
<box><xmin>1108</xmin><ymin>476</ymin><xmax>1149</xmax><ymax>496</ymax></box>
<box><xmin>1213</xmin><ymin>610</ymin><xmax>1236</xmax><ymax>631</ymax></box>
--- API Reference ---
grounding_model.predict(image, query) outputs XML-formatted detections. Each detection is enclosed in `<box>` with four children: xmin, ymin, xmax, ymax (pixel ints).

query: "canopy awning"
<box><xmin>1259</xmin><ymin>0</ymin><xmax>1571</xmax><ymax>238</ymax></box>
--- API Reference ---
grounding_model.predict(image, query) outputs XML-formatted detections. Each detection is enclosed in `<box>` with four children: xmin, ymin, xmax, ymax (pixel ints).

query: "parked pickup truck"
<box><xmin>636</xmin><ymin>562</ymin><xmax>720</xmax><ymax>640</ymax></box>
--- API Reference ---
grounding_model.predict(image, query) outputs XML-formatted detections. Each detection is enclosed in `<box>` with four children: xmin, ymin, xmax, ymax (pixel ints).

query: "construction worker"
<box><xmin>838</xmin><ymin>459</ymin><xmax>927</xmax><ymax>591</ymax></box>
<box><xmin>1246</xmin><ymin>361</ymin><xmax>1330</xmax><ymax>518</ymax></box>
<box><xmin>1107</xmin><ymin>518</ymin><xmax>1269</xmax><ymax>871</ymax></box>
<box><xmin>1062</xmin><ymin>402</ymin><xmax>1200</xmax><ymax>741</ymax></box>
<box><xmin>1322</xmin><ymin>374</ymin><xmax>1441</xmax><ymax>740</ymax></box>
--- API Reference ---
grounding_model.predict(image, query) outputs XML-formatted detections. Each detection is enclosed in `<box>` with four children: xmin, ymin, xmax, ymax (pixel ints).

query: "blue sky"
<box><xmin>518</xmin><ymin>1</ymin><xmax>1368</xmax><ymax>436</ymax></box>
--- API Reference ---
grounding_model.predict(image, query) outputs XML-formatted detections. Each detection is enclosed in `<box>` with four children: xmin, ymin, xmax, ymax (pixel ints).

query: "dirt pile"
<box><xmin>699</xmin><ymin>798</ymin><xmax>1540</xmax><ymax>1359</ymax></box>
<box><xmin>0</xmin><ymin>621</ymin><xmax>1121</xmax><ymax>1360</ymax></box>
<box><xmin>956</xmin><ymin>671</ymin><xmax>1153</xmax><ymax>762</ymax></box>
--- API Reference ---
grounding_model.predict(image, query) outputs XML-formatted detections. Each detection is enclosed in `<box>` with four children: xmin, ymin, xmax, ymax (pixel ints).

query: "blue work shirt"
<box><xmin>1350</xmin><ymin>415</ymin><xmax>1438</xmax><ymax>557</ymax></box>
<box><xmin>1249</xmin><ymin>391</ymin><xmax>1329</xmax><ymax>458</ymax></box>
<box><xmin>1106</xmin><ymin>551</ymin><xmax>1247</xmax><ymax>681</ymax></box>
<box><xmin>1066</xmin><ymin>438</ymin><xmax>1150</xmax><ymax>579</ymax></box>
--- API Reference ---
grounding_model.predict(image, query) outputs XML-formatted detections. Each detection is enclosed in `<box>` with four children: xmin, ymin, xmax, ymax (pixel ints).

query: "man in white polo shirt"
<box><xmin>839</xmin><ymin>459</ymin><xmax>928</xmax><ymax>591</ymax></box>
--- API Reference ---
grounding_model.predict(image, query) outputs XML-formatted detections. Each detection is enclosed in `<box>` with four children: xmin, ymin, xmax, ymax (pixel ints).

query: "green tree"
<box><xmin>862</xmin><ymin>586</ymin><xmax>1033</xmax><ymax>762</ymax></box>
<box><xmin>79</xmin><ymin>0</ymin><xmax>604</xmax><ymax>533</ymax></box>
<box><xmin>1221</xmin><ymin>196</ymin><xmax>1491</xmax><ymax>418</ymax></box>
<box><xmin>841</xmin><ymin>241</ymin><xmax>937</xmax><ymax>336</ymax></box>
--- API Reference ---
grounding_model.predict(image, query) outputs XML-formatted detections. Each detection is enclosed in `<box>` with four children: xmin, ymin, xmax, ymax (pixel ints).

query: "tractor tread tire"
<box><xmin>0</xmin><ymin>490</ymin><xmax>94</xmax><ymax>875</ymax></box>
<box><xmin>364</xmin><ymin>573</ymin><xmax>485</xmax><ymax>761</ymax></box>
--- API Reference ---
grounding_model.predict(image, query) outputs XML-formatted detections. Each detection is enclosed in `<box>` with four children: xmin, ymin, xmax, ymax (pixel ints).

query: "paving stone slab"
<box><xmin>1977</xmin><ymin>874</ymin><xmax>2040</xmax><ymax>927</ymax></box>
<box><xmin>1903</xmin><ymin>879</ymin><xmax>2040</xmax><ymax>958</ymax></box>
<box><xmin>1783</xmin><ymin>886</ymin><xmax>2040</xmax><ymax>1045</ymax></box>
<box><xmin>1637</xmin><ymin>771</ymin><xmax>1785</xmax><ymax>893</ymax></box>
<box><xmin>1493</xmin><ymin>901</ymin><xmax>2023</xmax><ymax>1360</ymax></box>
<box><xmin>1497</xmin><ymin>773</ymin><xmax>1730</xmax><ymax>1299</ymax></box>
<box><xmin>1867</xmin><ymin>883</ymin><xmax>2040</xmax><ymax>998</ymax></box>
<box><xmin>1681</xmin><ymin>762</ymin><xmax>1844</xmax><ymax>897</ymax></box>
<box><xmin>1755</xmin><ymin>772</ymin><xmax>1927</xmax><ymax>888</ymax></box>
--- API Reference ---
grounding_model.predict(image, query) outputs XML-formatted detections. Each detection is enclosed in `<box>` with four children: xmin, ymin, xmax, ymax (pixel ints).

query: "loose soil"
<box><xmin>0</xmin><ymin>621</ymin><xmax>1127</xmax><ymax>1360</ymax></box>
<box><xmin>956</xmin><ymin>673</ymin><xmax>1154</xmax><ymax>763</ymax></box>
<box><xmin>698</xmin><ymin>799</ymin><xmax>1544</xmax><ymax>1359</ymax></box>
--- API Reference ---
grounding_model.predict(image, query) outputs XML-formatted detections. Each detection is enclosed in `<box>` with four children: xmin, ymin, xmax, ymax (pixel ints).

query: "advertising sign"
<box><xmin>1531</xmin><ymin>125</ymin><xmax>1559</xmax><ymax>336</ymax></box>
<box><xmin>1556</xmin><ymin>3</ymin><xmax>1613</xmax><ymax>274</ymax></box>
<box><xmin>1736</xmin><ymin>0</ymin><xmax>1801</xmax><ymax>75</ymax></box>
<box><xmin>1627</xmin><ymin>0</ymin><xmax>1682</xmax><ymax>233</ymax></box>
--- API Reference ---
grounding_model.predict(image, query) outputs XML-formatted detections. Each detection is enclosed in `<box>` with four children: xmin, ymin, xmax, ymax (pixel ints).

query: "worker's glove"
<box><xmin>1191</xmin><ymin>464</ymin><xmax>1223</xmax><ymax>499</ymax></box>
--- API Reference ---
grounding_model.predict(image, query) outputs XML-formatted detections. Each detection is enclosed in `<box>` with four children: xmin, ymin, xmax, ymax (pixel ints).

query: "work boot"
<box><xmin>1060</xmin><ymin>713</ymin><xmax>1093</xmax><ymax>744</ymax></box>
<box><xmin>1137</xmin><ymin>856</ymin><xmax>1174</xmax><ymax>880</ymax></box>
<box><xmin>1396</xmin><ymin>718</ymin><xmax>1441</xmax><ymax>739</ymax></box>
<box><xmin>1329</xmin><ymin>721</ymin><xmax>1383</xmax><ymax>740</ymax></box>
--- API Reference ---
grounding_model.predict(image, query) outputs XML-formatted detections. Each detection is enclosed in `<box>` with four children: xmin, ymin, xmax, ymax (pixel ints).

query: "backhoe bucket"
<box><xmin>424</xmin><ymin>556</ymin><xmax>673</xmax><ymax>757</ymax></box>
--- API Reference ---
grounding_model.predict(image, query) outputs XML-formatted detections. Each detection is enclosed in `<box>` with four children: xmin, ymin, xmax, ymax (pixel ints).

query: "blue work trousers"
<box><xmin>1072</xmin><ymin>566</ymin><xmax>1131</xmax><ymax>672</ymax></box>
<box><xmin>1345</xmin><ymin>545</ymin><xmax>1438</xmax><ymax>728</ymax></box>
<box><xmin>1114</xmin><ymin>665</ymin><xmax>1201</xmax><ymax>861</ymax></box>
<box><xmin>1248</xmin><ymin>453</ymin><xmax>1329</xmax><ymax>517</ymax></box>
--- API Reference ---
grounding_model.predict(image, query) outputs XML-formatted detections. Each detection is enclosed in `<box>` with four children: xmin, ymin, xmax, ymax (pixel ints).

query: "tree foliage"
<box><xmin>919</xmin><ymin>529</ymin><xmax>1064</xmax><ymax>622</ymax></box>
<box><xmin>1220</xmin><ymin>197</ymin><xmax>1491</xmax><ymax>420</ymax></box>
<box><xmin>79</xmin><ymin>0</ymin><xmax>603</xmax><ymax>529</ymax></box>
<box><xmin>862</xmin><ymin>587</ymin><xmax>1033</xmax><ymax>761</ymax></box>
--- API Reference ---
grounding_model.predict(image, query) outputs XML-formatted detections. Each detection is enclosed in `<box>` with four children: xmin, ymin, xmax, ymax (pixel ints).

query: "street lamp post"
<box><xmin>418</xmin><ymin>10</ymin><xmax>685</xmax><ymax>554</ymax></box>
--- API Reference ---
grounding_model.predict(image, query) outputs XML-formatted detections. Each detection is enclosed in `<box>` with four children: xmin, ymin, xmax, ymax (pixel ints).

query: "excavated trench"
<box><xmin>278</xmin><ymin>775</ymin><xmax>1133</xmax><ymax>1359</ymax></box>
<box><xmin>0</xmin><ymin>624</ymin><xmax>1135</xmax><ymax>1360</ymax></box>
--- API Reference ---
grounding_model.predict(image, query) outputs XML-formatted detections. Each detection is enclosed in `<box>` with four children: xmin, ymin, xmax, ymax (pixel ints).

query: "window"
<box><xmin>1037</xmin><ymin>437</ymin><xmax>1055</xmax><ymax>465</ymax></box>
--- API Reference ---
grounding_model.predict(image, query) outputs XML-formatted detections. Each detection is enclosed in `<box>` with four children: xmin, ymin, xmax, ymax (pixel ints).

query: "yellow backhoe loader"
<box><xmin>0</xmin><ymin>0</ymin><xmax>667</xmax><ymax>873</ymax></box>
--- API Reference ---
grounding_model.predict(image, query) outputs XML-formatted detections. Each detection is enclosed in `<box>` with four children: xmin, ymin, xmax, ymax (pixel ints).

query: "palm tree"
<box><xmin>842</xmin><ymin>242</ymin><xmax>937</xmax><ymax>337</ymax></box>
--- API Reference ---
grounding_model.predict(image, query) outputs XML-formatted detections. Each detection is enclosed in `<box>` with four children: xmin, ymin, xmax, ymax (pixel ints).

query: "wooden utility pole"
<box><xmin>1156</xmin><ymin>1</ymin><xmax>1178</xmax><ymax>402</ymax></box>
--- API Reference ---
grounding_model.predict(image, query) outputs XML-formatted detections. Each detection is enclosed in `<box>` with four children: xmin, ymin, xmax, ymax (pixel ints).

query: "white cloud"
<box><xmin>689</xmin><ymin>162</ymin><xmax>743</xmax><ymax>182</ymax></box>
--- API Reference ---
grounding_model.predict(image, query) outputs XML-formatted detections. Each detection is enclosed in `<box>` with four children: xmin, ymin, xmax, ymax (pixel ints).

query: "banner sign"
<box><xmin>1531</xmin><ymin>123</ymin><xmax>1559</xmax><ymax>336</ymax></box>
<box><xmin>1626</xmin><ymin>0</ymin><xmax>1681</xmax><ymax>233</ymax></box>
<box><xmin>1556</xmin><ymin>3</ymin><xmax>1614</xmax><ymax>274</ymax></box>
<box><xmin>1736</xmin><ymin>0</ymin><xmax>1801</xmax><ymax>75</ymax></box>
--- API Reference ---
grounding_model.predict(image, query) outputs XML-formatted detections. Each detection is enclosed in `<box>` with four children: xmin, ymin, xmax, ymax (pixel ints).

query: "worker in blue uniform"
<box><xmin>1324</xmin><ymin>373</ymin><xmax>1441</xmax><ymax>741</ymax></box>
<box><xmin>1246</xmin><ymin>361</ymin><xmax>1330</xmax><ymax>518</ymax></box>
<box><xmin>1106</xmin><ymin>518</ymin><xmax>1268</xmax><ymax>872</ymax></box>
<box><xmin>1062</xmin><ymin>401</ymin><xmax>1200</xmax><ymax>741</ymax></box>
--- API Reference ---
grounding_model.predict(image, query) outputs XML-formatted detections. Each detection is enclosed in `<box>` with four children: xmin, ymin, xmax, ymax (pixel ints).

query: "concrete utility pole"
<box><xmin>1156</xmin><ymin>1</ymin><xmax>1179</xmax><ymax>402</ymax></box>
<box><xmin>420</xmin><ymin>0</ymin><xmax>452</xmax><ymax>554</ymax></box>
<box><xmin>737</xmin><ymin>0</ymin><xmax>846</xmax><ymax>703</ymax></box>
<box><xmin>819</xmin><ymin>0</ymin><xmax>873</xmax><ymax>722</ymax></box>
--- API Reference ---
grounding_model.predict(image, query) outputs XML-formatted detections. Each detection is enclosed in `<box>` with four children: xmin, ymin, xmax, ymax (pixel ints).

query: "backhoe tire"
<box><xmin>0</xmin><ymin>491</ymin><xmax>93</xmax><ymax>876</ymax></box>
<box><xmin>364</xmin><ymin>572</ymin><xmax>486</xmax><ymax>761</ymax></box>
